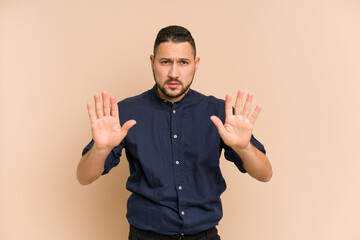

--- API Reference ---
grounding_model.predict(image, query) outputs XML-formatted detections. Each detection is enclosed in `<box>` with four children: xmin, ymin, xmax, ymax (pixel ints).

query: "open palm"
<box><xmin>211</xmin><ymin>90</ymin><xmax>261</xmax><ymax>150</ymax></box>
<box><xmin>87</xmin><ymin>91</ymin><xmax>136</xmax><ymax>150</ymax></box>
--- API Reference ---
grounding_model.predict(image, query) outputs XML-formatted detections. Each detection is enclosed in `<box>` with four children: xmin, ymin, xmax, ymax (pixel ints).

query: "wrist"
<box><xmin>92</xmin><ymin>144</ymin><xmax>113</xmax><ymax>155</ymax></box>
<box><xmin>233</xmin><ymin>142</ymin><xmax>252</xmax><ymax>155</ymax></box>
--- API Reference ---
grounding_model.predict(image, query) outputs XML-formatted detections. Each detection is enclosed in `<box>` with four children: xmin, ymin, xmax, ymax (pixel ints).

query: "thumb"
<box><xmin>121</xmin><ymin>120</ymin><xmax>137</xmax><ymax>134</ymax></box>
<box><xmin>210</xmin><ymin>116</ymin><xmax>226</xmax><ymax>137</ymax></box>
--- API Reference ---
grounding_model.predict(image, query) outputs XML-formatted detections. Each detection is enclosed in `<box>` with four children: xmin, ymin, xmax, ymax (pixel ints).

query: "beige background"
<box><xmin>1</xmin><ymin>0</ymin><xmax>360</xmax><ymax>239</ymax></box>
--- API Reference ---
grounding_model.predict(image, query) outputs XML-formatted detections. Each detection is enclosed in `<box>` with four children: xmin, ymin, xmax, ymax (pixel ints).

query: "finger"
<box><xmin>110</xmin><ymin>96</ymin><xmax>119</xmax><ymax>119</ymax></box>
<box><xmin>210</xmin><ymin>116</ymin><xmax>226</xmax><ymax>137</ymax></box>
<box><xmin>249</xmin><ymin>104</ymin><xmax>262</xmax><ymax>124</ymax></box>
<box><xmin>120</xmin><ymin>120</ymin><xmax>137</xmax><ymax>137</ymax></box>
<box><xmin>102</xmin><ymin>91</ymin><xmax>110</xmax><ymax>116</ymax></box>
<box><xmin>225</xmin><ymin>94</ymin><xmax>233</xmax><ymax>119</ymax></box>
<box><xmin>242</xmin><ymin>93</ymin><xmax>253</xmax><ymax>118</ymax></box>
<box><xmin>87</xmin><ymin>102</ymin><xmax>97</xmax><ymax>123</ymax></box>
<box><xmin>94</xmin><ymin>93</ymin><xmax>103</xmax><ymax>118</ymax></box>
<box><xmin>234</xmin><ymin>90</ymin><xmax>244</xmax><ymax>116</ymax></box>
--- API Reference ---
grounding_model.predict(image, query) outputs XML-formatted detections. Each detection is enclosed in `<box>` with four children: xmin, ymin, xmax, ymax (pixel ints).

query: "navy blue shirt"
<box><xmin>82</xmin><ymin>86</ymin><xmax>266</xmax><ymax>235</ymax></box>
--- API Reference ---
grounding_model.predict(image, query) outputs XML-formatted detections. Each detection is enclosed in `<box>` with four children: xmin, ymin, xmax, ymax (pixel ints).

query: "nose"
<box><xmin>168</xmin><ymin>63</ymin><xmax>180</xmax><ymax>79</ymax></box>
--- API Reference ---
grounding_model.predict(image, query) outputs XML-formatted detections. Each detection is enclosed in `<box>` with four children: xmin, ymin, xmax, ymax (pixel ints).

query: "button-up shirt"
<box><xmin>82</xmin><ymin>86</ymin><xmax>266</xmax><ymax>235</ymax></box>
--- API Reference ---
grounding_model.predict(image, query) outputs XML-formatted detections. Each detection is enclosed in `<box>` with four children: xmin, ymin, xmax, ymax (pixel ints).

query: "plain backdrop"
<box><xmin>1</xmin><ymin>0</ymin><xmax>360</xmax><ymax>239</ymax></box>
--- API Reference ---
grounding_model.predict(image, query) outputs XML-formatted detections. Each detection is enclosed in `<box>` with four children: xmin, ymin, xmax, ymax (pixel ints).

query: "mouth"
<box><xmin>166</xmin><ymin>80</ymin><xmax>181</xmax><ymax>89</ymax></box>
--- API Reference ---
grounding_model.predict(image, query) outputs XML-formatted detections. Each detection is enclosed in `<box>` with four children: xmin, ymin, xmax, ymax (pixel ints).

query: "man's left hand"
<box><xmin>210</xmin><ymin>90</ymin><xmax>261</xmax><ymax>150</ymax></box>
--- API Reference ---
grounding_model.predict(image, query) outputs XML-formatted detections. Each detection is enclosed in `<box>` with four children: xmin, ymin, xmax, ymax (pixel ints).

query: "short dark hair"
<box><xmin>153</xmin><ymin>25</ymin><xmax>196</xmax><ymax>57</ymax></box>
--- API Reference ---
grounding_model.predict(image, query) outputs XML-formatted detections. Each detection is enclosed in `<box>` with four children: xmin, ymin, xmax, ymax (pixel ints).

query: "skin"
<box><xmin>210</xmin><ymin>91</ymin><xmax>272</xmax><ymax>182</ymax></box>
<box><xmin>76</xmin><ymin>41</ymin><xmax>272</xmax><ymax>185</ymax></box>
<box><xmin>76</xmin><ymin>92</ymin><xmax>136</xmax><ymax>185</ymax></box>
<box><xmin>150</xmin><ymin>41</ymin><xmax>200</xmax><ymax>103</ymax></box>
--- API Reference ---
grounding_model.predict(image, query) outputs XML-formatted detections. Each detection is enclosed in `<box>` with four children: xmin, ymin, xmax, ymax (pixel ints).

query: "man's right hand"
<box><xmin>77</xmin><ymin>91</ymin><xmax>136</xmax><ymax>185</ymax></box>
<box><xmin>87</xmin><ymin>91</ymin><xmax>136</xmax><ymax>151</ymax></box>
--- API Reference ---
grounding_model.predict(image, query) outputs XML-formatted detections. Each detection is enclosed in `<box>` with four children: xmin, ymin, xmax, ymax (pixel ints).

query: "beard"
<box><xmin>153</xmin><ymin>73</ymin><xmax>194</xmax><ymax>100</ymax></box>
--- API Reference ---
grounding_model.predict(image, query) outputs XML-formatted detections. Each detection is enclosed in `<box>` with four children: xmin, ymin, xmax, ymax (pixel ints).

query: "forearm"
<box><xmin>76</xmin><ymin>146</ymin><xmax>111</xmax><ymax>185</ymax></box>
<box><xmin>233</xmin><ymin>144</ymin><xmax>272</xmax><ymax>182</ymax></box>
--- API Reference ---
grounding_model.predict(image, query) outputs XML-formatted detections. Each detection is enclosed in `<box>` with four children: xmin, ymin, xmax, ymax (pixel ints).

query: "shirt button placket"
<box><xmin>171</xmin><ymin>106</ymin><xmax>185</xmax><ymax>224</ymax></box>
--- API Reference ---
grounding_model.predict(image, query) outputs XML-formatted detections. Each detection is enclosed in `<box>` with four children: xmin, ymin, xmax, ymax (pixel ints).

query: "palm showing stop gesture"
<box><xmin>210</xmin><ymin>90</ymin><xmax>261</xmax><ymax>150</ymax></box>
<box><xmin>87</xmin><ymin>91</ymin><xmax>136</xmax><ymax>151</ymax></box>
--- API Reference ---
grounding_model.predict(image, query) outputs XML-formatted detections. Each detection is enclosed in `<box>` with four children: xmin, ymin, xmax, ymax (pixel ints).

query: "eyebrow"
<box><xmin>159</xmin><ymin>58</ymin><xmax>191</xmax><ymax>61</ymax></box>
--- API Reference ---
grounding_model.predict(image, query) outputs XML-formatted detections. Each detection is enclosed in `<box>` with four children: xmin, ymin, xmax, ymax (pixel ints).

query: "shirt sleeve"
<box><xmin>81</xmin><ymin>139</ymin><xmax>125</xmax><ymax>175</ymax></box>
<box><xmin>223</xmin><ymin>135</ymin><xmax>266</xmax><ymax>173</ymax></box>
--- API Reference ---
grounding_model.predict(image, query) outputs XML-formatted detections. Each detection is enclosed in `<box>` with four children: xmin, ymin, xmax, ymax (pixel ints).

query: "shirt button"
<box><xmin>173</xmin><ymin>110</ymin><xmax>176</xmax><ymax>113</ymax></box>
<box><xmin>173</xmin><ymin>135</ymin><xmax>178</xmax><ymax>139</ymax></box>
<box><xmin>175</xmin><ymin>161</ymin><xmax>179</xmax><ymax>165</ymax></box>
<box><xmin>181</xmin><ymin>211</ymin><xmax>185</xmax><ymax>215</ymax></box>
<box><xmin>178</xmin><ymin>186</ymin><xmax>182</xmax><ymax>190</ymax></box>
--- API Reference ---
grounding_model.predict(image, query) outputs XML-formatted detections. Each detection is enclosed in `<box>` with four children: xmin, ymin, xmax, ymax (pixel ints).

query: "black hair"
<box><xmin>153</xmin><ymin>25</ymin><xmax>196</xmax><ymax>57</ymax></box>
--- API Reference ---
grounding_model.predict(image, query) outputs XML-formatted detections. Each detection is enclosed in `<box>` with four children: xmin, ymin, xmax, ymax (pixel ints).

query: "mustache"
<box><xmin>165</xmin><ymin>78</ymin><xmax>182</xmax><ymax>85</ymax></box>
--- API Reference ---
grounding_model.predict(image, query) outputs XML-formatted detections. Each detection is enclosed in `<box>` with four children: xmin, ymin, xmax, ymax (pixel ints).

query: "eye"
<box><xmin>180</xmin><ymin>61</ymin><xmax>189</xmax><ymax>65</ymax></box>
<box><xmin>161</xmin><ymin>61</ymin><xmax>169</xmax><ymax>64</ymax></box>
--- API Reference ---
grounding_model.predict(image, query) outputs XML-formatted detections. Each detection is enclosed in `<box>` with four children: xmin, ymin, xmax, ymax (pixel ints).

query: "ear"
<box><xmin>194</xmin><ymin>56</ymin><xmax>200</xmax><ymax>72</ymax></box>
<box><xmin>150</xmin><ymin>54</ymin><xmax>155</xmax><ymax>71</ymax></box>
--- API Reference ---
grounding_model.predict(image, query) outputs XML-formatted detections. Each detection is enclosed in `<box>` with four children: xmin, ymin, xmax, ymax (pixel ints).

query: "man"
<box><xmin>77</xmin><ymin>25</ymin><xmax>272</xmax><ymax>240</ymax></box>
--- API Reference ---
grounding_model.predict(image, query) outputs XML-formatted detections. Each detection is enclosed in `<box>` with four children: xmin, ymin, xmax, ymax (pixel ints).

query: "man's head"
<box><xmin>153</xmin><ymin>25</ymin><xmax>196</xmax><ymax>58</ymax></box>
<box><xmin>151</xmin><ymin>25</ymin><xmax>200</xmax><ymax>103</ymax></box>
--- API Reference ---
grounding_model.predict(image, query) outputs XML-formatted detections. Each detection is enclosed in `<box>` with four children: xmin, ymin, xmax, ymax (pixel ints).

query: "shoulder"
<box><xmin>191</xmin><ymin>89</ymin><xmax>225</xmax><ymax>107</ymax></box>
<box><xmin>119</xmin><ymin>89</ymin><xmax>152</xmax><ymax>105</ymax></box>
<box><xmin>115</xmin><ymin>89</ymin><xmax>155</xmax><ymax>123</ymax></box>
<box><xmin>188</xmin><ymin>89</ymin><xmax>226</xmax><ymax>120</ymax></box>
<box><xmin>116</xmin><ymin>88</ymin><xmax>157</xmax><ymax>112</ymax></box>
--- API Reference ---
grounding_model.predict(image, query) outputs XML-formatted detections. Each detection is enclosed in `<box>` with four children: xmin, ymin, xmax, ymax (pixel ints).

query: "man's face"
<box><xmin>150</xmin><ymin>42</ymin><xmax>200</xmax><ymax>103</ymax></box>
